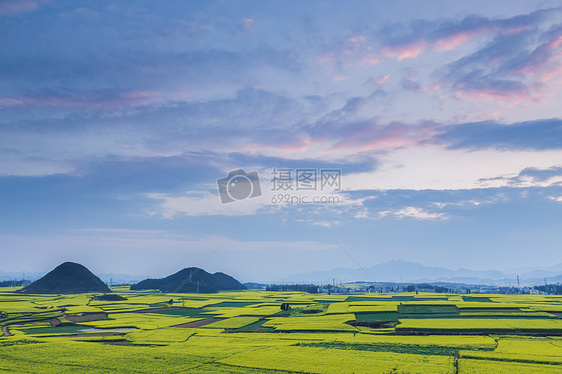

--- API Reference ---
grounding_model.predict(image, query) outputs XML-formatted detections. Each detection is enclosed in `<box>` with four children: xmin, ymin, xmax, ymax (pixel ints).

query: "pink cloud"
<box><xmin>421</xmin><ymin>83</ymin><xmax>441</xmax><ymax>94</ymax></box>
<box><xmin>367</xmin><ymin>74</ymin><xmax>390</xmax><ymax>86</ymax></box>
<box><xmin>510</xmin><ymin>37</ymin><xmax>562</xmax><ymax>79</ymax></box>
<box><xmin>348</xmin><ymin>35</ymin><xmax>366</xmax><ymax>44</ymax></box>
<box><xmin>452</xmin><ymin>84</ymin><xmax>532</xmax><ymax>106</ymax></box>
<box><xmin>433</xmin><ymin>32</ymin><xmax>475</xmax><ymax>52</ymax></box>
<box><xmin>381</xmin><ymin>41</ymin><xmax>427</xmax><ymax>61</ymax></box>
<box><xmin>0</xmin><ymin>98</ymin><xmax>25</xmax><ymax>105</ymax></box>
<box><xmin>539</xmin><ymin>64</ymin><xmax>562</xmax><ymax>82</ymax></box>
<box><xmin>0</xmin><ymin>0</ymin><xmax>43</xmax><ymax>15</ymax></box>
<box><xmin>548</xmin><ymin>36</ymin><xmax>562</xmax><ymax>50</ymax></box>
<box><xmin>325</xmin><ymin>122</ymin><xmax>436</xmax><ymax>153</ymax></box>
<box><xmin>445</xmin><ymin>30</ymin><xmax>562</xmax><ymax>106</ymax></box>
<box><xmin>242</xmin><ymin>18</ymin><xmax>254</xmax><ymax>32</ymax></box>
<box><xmin>360</xmin><ymin>56</ymin><xmax>380</xmax><ymax>66</ymax></box>
<box><xmin>317</xmin><ymin>52</ymin><xmax>334</xmax><ymax>66</ymax></box>
<box><xmin>502</xmin><ymin>26</ymin><xmax>527</xmax><ymax>36</ymax></box>
<box><xmin>433</xmin><ymin>27</ymin><xmax>493</xmax><ymax>52</ymax></box>
<box><xmin>332</xmin><ymin>76</ymin><xmax>348</xmax><ymax>81</ymax></box>
<box><xmin>315</xmin><ymin>35</ymin><xmax>377</xmax><ymax>70</ymax></box>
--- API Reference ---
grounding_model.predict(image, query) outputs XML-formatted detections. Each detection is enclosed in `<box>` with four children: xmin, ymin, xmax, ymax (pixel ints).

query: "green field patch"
<box><xmin>462</xmin><ymin>296</ymin><xmax>493</xmax><ymax>302</ymax></box>
<box><xmin>459</xmin><ymin>307</ymin><xmax>522</xmax><ymax>312</ymax></box>
<box><xmin>202</xmin><ymin>317</ymin><xmax>260</xmax><ymax>329</ymax></box>
<box><xmin>146</xmin><ymin>307</ymin><xmax>207</xmax><ymax>318</ymax></box>
<box><xmin>399</xmin><ymin>313</ymin><xmax>465</xmax><ymax>319</ymax></box>
<box><xmin>263</xmin><ymin>313</ymin><xmax>358</xmax><ymax>332</ymax></box>
<box><xmin>205</xmin><ymin>305</ymin><xmax>282</xmax><ymax>318</ymax></box>
<box><xmin>0</xmin><ymin>339</ymin><xmax>42</xmax><ymax>348</ymax></box>
<box><xmin>207</xmin><ymin>302</ymin><xmax>260</xmax><ymax>308</ymax></box>
<box><xmin>398</xmin><ymin>304</ymin><xmax>459</xmax><ymax>315</ymax></box>
<box><xmin>231</xmin><ymin>319</ymin><xmax>274</xmax><ymax>332</ymax></box>
<box><xmin>393</xmin><ymin>296</ymin><xmax>416</xmax><ymax>301</ymax></box>
<box><xmin>355</xmin><ymin>312</ymin><xmax>399</xmax><ymax>322</ymax></box>
<box><xmin>459</xmin><ymin>311</ymin><xmax>557</xmax><ymax>318</ymax></box>
<box><xmin>271</xmin><ymin>306</ymin><xmax>303</xmax><ymax>317</ymax></box>
<box><xmin>297</xmin><ymin>341</ymin><xmax>490</xmax><ymax>356</ymax></box>
<box><xmin>1</xmin><ymin>311</ymin><xmax>63</xmax><ymax>327</ymax></box>
<box><xmin>396</xmin><ymin>318</ymin><xmax>562</xmax><ymax>334</ymax></box>
<box><xmin>346</xmin><ymin>296</ymin><xmax>393</xmax><ymax>302</ymax></box>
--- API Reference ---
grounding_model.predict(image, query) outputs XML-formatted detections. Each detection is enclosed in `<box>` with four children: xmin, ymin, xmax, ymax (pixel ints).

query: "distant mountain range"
<box><xmin>287</xmin><ymin>260</ymin><xmax>562</xmax><ymax>286</ymax></box>
<box><xmin>0</xmin><ymin>270</ymin><xmax>148</xmax><ymax>284</ymax></box>
<box><xmin>0</xmin><ymin>271</ymin><xmax>45</xmax><ymax>282</ymax></box>
<box><xmin>3</xmin><ymin>260</ymin><xmax>561</xmax><ymax>287</ymax></box>
<box><xmin>10</xmin><ymin>262</ymin><xmax>246</xmax><ymax>295</ymax></box>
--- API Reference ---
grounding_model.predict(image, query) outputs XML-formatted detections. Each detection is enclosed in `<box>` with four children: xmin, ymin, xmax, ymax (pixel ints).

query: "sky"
<box><xmin>1</xmin><ymin>0</ymin><xmax>562</xmax><ymax>283</ymax></box>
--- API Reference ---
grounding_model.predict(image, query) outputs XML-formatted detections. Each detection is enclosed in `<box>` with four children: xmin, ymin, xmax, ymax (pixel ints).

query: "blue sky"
<box><xmin>1</xmin><ymin>0</ymin><xmax>562</xmax><ymax>282</ymax></box>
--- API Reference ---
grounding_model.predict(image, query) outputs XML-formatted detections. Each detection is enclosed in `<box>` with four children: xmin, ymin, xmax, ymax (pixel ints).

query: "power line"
<box><xmin>172</xmin><ymin>236</ymin><xmax>232</xmax><ymax>294</ymax></box>
<box><xmin>328</xmin><ymin>235</ymin><xmax>376</xmax><ymax>283</ymax></box>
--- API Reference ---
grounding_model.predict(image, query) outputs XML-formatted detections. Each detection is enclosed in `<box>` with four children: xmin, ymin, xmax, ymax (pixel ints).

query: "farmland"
<box><xmin>1</xmin><ymin>288</ymin><xmax>562</xmax><ymax>373</ymax></box>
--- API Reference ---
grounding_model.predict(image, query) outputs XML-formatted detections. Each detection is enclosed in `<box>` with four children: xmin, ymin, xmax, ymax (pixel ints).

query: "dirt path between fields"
<box><xmin>64</xmin><ymin>313</ymin><xmax>107</xmax><ymax>323</ymax></box>
<box><xmin>2</xmin><ymin>326</ymin><xmax>12</xmax><ymax>336</ymax></box>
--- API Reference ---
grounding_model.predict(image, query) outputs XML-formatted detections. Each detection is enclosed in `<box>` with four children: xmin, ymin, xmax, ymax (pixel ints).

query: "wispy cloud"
<box><xmin>382</xmin><ymin>41</ymin><xmax>427</xmax><ymax>61</ymax></box>
<box><xmin>478</xmin><ymin>167</ymin><xmax>562</xmax><ymax>188</ymax></box>
<box><xmin>326</xmin><ymin>121</ymin><xmax>436</xmax><ymax>153</ymax></box>
<box><xmin>379</xmin><ymin>206</ymin><xmax>447</xmax><ymax>220</ymax></box>
<box><xmin>0</xmin><ymin>0</ymin><xmax>45</xmax><ymax>16</ymax></box>
<box><xmin>75</xmin><ymin>228</ymin><xmax>165</xmax><ymax>235</ymax></box>
<box><xmin>437</xmin><ymin>118</ymin><xmax>562</xmax><ymax>151</ymax></box>
<box><xmin>146</xmin><ymin>190</ymin><xmax>272</xmax><ymax>218</ymax></box>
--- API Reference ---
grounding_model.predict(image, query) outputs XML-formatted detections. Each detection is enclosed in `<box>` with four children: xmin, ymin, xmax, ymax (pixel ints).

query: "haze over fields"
<box><xmin>1</xmin><ymin>1</ymin><xmax>562</xmax><ymax>283</ymax></box>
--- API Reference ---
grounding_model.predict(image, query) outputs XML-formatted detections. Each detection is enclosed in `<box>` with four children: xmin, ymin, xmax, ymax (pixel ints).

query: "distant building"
<box><xmin>417</xmin><ymin>287</ymin><xmax>435</xmax><ymax>293</ymax></box>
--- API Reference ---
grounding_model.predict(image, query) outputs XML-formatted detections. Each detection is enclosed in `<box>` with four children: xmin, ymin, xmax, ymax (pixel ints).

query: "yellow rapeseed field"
<box><xmin>1</xmin><ymin>289</ymin><xmax>562</xmax><ymax>373</ymax></box>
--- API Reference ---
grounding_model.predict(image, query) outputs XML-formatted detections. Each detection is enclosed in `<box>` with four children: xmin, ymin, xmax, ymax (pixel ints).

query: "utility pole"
<box><xmin>196</xmin><ymin>280</ymin><xmax>199</xmax><ymax>294</ymax></box>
